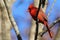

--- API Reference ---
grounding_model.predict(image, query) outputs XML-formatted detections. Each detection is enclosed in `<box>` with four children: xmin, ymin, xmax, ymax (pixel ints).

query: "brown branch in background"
<box><xmin>2</xmin><ymin>0</ymin><xmax>22</xmax><ymax>40</ymax></box>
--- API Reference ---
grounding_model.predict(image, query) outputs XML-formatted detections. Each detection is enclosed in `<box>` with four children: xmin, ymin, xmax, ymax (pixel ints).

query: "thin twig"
<box><xmin>40</xmin><ymin>18</ymin><xmax>60</xmax><ymax>37</ymax></box>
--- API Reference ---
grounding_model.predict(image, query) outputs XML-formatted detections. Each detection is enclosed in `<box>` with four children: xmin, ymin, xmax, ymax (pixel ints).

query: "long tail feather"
<box><xmin>44</xmin><ymin>21</ymin><xmax>52</xmax><ymax>38</ymax></box>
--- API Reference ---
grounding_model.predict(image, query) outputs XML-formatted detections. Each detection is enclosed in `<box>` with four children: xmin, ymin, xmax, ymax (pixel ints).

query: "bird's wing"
<box><xmin>39</xmin><ymin>9</ymin><xmax>47</xmax><ymax>21</ymax></box>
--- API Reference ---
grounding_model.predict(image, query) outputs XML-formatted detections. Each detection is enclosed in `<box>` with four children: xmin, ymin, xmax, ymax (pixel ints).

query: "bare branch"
<box><xmin>39</xmin><ymin>18</ymin><xmax>60</xmax><ymax>37</ymax></box>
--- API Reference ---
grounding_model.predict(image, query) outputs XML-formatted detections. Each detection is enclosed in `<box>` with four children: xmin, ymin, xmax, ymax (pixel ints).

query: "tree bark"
<box><xmin>0</xmin><ymin>0</ymin><xmax>11</xmax><ymax>40</ymax></box>
<box><xmin>0</xmin><ymin>0</ymin><xmax>20</xmax><ymax>40</ymax></box>
<box><xmin>29</xmin><ymin>0</ymin><xmax>48</xmax><ymax>40</ymax></box>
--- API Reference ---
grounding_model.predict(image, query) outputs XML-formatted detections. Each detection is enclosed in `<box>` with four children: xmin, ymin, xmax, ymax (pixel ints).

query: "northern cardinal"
<box><xmin>28</xmin><ymin>4</ymin><xmax>53</xmax><ymax>38</ymax></box>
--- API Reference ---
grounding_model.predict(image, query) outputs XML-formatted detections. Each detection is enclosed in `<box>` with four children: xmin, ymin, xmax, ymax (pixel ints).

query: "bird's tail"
<box><xmin>44</xmin><ymin>21</ymin><xmax>53</xmax><ymax>38</ymax></box>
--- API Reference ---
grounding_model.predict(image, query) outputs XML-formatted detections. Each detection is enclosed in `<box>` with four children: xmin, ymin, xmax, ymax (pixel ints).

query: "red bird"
<box><xmin>28</xmin><ymin>4</ymin><xmax>53</xmax><ymax>38</ymax></box>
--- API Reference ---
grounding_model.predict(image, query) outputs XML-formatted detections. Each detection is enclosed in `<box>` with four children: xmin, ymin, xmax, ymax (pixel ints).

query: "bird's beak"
<box><xmin>26</xmin><ymin>9</ymin><xmax>29</xmax><ymax>12</ymax></box>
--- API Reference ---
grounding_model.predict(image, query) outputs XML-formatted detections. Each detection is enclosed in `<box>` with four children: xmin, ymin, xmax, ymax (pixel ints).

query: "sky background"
<box><xmin>11</xmin><ymin>0</ymin><xmax>60</xmax><ymax>40</ymax></box>
<box><xmin>11</xmin><ymin>0</ymin><xmax>33</xmax><ymax>40</ymax></box>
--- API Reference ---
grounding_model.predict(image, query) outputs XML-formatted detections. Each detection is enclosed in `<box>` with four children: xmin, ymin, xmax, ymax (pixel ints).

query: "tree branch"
<box><xmin>40</xmin><ymin>18</ymin><xmax>60</xmax><ymax>37</ymax></box>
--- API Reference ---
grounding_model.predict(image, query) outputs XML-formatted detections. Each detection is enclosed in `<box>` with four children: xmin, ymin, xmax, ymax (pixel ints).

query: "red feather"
<box><xmin>28</xmin><ymin>4</ymin><xmax>53</xmax><ymax>38</ymax></box>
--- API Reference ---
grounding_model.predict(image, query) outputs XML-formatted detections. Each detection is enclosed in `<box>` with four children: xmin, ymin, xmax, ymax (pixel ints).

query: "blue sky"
<box><xmin>11</xmin><ymin>0</ymin><xmax>33</xmax><ymax>40</ymax></box>
<box><xmin>44</xmin><ymin>0</ymin><xmax>60</xmax><ymax>40</ymax></box>
<box><xmin>46</xmin><ymin>0</ymin><xmax>60</xmax><ymax>24</ymax></box>
<box><xmin>11</xmin><ymin>0</ymin><xmax>60</xmax><ymax>40</ymax></box>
